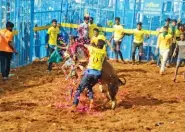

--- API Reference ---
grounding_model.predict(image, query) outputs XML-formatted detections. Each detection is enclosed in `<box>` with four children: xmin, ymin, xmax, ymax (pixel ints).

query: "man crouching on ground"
<box><xmin>71</xmin><ymin>39</ymin><xmax>106</xmax><ymax>111</ymax></box>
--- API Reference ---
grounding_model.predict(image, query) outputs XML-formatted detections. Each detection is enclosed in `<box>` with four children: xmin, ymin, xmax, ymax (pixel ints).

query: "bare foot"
<box><xmin>70</xmin><ymin>105</ymin><xmax>77</xmax><ymax>112</ymax></box>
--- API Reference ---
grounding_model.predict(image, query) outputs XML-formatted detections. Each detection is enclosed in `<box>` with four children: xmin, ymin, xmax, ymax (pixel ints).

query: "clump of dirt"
<box><xmin>0</xmin><ymin>61</ymin><xmax>184</xmax><ymax>132</ymax></box>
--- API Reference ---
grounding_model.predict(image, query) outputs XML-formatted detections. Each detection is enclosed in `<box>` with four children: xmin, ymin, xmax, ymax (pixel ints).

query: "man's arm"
<box><xmin>105</xmin><ymin>40</ymin><xmax>114</xmax><ymax>51</ymax></box>
<box><xmin>109</xmin><ymin>35</ymin><xmax>114</xmax><ymax>42</ymax></box>
<box><xmin>173</xmin><ymin>44</ymin><xmax>179</xmax><ymax>57</ymax></box>
<box><xmin>8</xmin><ymin>41</ymin><xmax>16</xmax><ymax>53</ymax></box>
<box><xmin>84</xmin><ymin>44</ymin><xmax>89</xmax><ymax>48</ymax></box>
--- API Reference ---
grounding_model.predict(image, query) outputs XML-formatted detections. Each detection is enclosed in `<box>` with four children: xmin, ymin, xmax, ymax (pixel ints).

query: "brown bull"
<box><xmin>79</xmin><ymin>59</ymin><xmax>126</xmax><ymax>110</ymax></box>
<box><xmin>75</xmin><ymin>46</ymin><xmax>126</xmax><ymax>109</ymax></box>
<box><xmin>100</xmin><ymin>60</ymin><xmax>126</xmax><ymax>109</ymax></box>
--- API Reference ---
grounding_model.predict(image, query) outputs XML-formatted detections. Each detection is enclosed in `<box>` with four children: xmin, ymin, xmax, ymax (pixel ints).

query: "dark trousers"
<box><xmin>132</xmin><ymin>42</ymin><xmax>143</xmax><ymax>62</ymax></box>
<box><xmin>114</xmin><ymin>41</ymin><xmax>124</xmax><ymax>61</ymax></box>
<box><xmin>0</xmin><ymin>51</ymin><xmax>13</xmax><ymax>78</ymax></box>
<box><xmin>73</xmin><ymin>73</ymin><xmax>101</xmax><ymax>105</ymax></box>
<box><xmin>169</xmin><ymin>43</ymin><xmax>177</xmax><ymax>65</ymax></box>
<box><xmin>48</xmin><ymin>46</ymin><xmax>55</xmax><ymax>71</ymax></box>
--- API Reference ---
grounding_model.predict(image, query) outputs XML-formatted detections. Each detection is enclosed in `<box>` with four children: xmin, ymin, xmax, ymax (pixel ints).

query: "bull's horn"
<box><xmin>118</xmin><ymin>78</ymin><xmax>126</xmax><ymax>86</ymax></box>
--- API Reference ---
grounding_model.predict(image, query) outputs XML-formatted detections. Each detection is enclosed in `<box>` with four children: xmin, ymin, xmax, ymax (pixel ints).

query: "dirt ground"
<box><xmin>0</xmin><ymin>60</ymin><xmax>185</xmax><ymax>132</ymax></box>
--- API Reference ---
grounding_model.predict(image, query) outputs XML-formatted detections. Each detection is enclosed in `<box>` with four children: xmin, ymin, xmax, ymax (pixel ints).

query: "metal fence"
<box><xmin>1</xmin><ymin>0</ymin><xmax>185</xmax><ymax>67</ymax></box>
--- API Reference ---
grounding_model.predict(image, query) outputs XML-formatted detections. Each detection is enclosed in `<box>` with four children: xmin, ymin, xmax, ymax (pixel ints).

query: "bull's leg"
<box><xmin>99</xmin><ymin>84</ymin><xmax>106</xmax><ymax>93</ymax></box>
<box><xmin>111</xmin><ymin>98</ymin><xmax>117</xmax><ymax>110</ymax></box>
<box><xmin>108</xmin><ymin>84</ymin><xmax>119</xmax><ymax>110</ymax></box>
<box><xmin>102</xmin><ymin>91</ymin><xmax>111</xmax><ymax>109</ymax></box>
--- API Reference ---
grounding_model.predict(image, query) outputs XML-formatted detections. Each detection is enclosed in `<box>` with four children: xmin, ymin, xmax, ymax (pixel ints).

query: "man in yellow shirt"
<box><xmin>89</xmin><ymin>17</ymin><xmax>98</xmax><ymax>39</ymax></box>
<box><xmin>91</xmin><ymin>28</ymin><xmax>113</xmax><ymax>51</ymax></box>
<box><xmin>0</xmin><ymin>22</ymin><xmax>16</xmax><ymax>81</ymax></box>
<box><xmin>128</xmin><ymin>22</ymin><xmax>149</xmax><ymax>64</ymax></box>
<box><xmin>156</xmin><ymin>26</ymin><xmax>172</xmax><ymax>75</ymax></box>
<box><xmin>46</xmin><ymin>19</ymin><xmax>60</xmax><ymax>71</ymax></box>
<box><xmin>110</xmin><ymin>17</ymin><xmax>125</xmax><ymax>63</ymax></box>
<box><xmin>72</xmin><ymin>39</ymin><xmax>106</xmax><ymax>110</ymax></box>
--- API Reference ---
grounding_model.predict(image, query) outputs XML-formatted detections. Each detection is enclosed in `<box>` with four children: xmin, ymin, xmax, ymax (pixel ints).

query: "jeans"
<box><xmin>73</xmin><ymin>73</ymin><xmax>101</xmax><ymax>105</ymax></box>
<box><xmin>132</xmin><ymin>42</ymin><xmax>143</xmax><ymax>62</ymax></box>
<box><xmin>48</xmin><ymin>45</ymin><xmax>56</xmax><ymax>71</ymax></box>
<box><xmin>0</xmin><ymin>51</ymin><xmax>13</xmax><ymax>78</ymax></box>
<box><xmin>113</xmin><ymin>40</ymin><xmax>124</xmax><ymax>61</ymax></box>
<box><xmin>160</xmin><ymin>49</ymin><xmax>170</xmax><ymax>72</ymax></box>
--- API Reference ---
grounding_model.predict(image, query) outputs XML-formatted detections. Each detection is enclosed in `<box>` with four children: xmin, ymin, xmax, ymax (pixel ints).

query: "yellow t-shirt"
<box><xmin>175</xmin><ymin>29</ymin><xmax>182</xmax><ymax>38</ymax></box>
<box><xmin>89</xmin><ymin>23</ymin><xmax>98</xmax><ymax>39</ymax></box>
<box><xmin>158</xmin><ymin>34</ymin><xmax>172</xmax><ymax>50</ymax></box>
<box><xmin>0</xmin><ymin>29</ymin><xmax>14</xmax><ymax>52</ymax></box>
<box><xmin>113</xmin><ymin>24</ymin><xmax>124</xmax><ymax>41</ymax></box>
<box><xmin>132</xmin><ymin>29</ymin><xmax>147</xmax><ymax>44</ymax></box>
<box><xmin>87</xmin><ymin>46</ymin><xmax>106</xmax><ymax>71</ymax></box>
<box><xmin>91</xmin><ymin>35</ymin><xmax>107</xmax><ymax>50</ymax></box>
<box><xmin>47</xmin><ymin>26</ymin><xmax>60</xmax><ymax>45</ymax></box>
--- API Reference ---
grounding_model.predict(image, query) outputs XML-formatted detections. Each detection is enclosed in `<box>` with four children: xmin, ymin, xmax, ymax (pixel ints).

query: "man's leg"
<box><xmin>73</xmin><ymin>73</ymin><xmax>92</xmax><ymax>106</ymax></box>
<box><xmin>48</xmin><ymin>46</ymin><xmax>55</xmax><ymax>71</ymax></box>
<box><xmin>87</xmin><ymin>75</ymin><xmax>101</xmax><ymax>109</ymax></box>
<box><xmin>170</xmin><ymin>43</ymin><xmax>176</xmax><ymax>65</ymax></box>
<box><xmin>132</xmin><ymin>43</ymin><xmax>137</xmax><ymax>64</ymax></box>
<box><xmin>138</xmin><ymin>44</ymin><xmax>143</xmax><ymax>63</ymax></box>
<box><xmin>117</xmin><ymin>41</ymin><xmax>125</xmax><ymax>63</ymax></box>
<box><xmin>184</xmin><ymin>67</ymin><xmax>185</xmax><ymax>82</ymax></box>
<box><xmin>173</xmin><ymin>59</ymin><xmax>181</xmax><ymax>82</ymax></box>
<box><xmin>160</xmin><ymin>49</ymin><xmax>170</xmax><ymax>74</ymax></box>
<box><xmin>5</xmin><ymin>52</ymin><xmax>13</xmax><ymax>78</ymax></box>
<box><xmin>157</xmin><ymin>55</ymin><xmax>161</xmax><ymax>67</ymax></box>
<box><xmin>114</xmin><ymin>41</ymin><xmax>119</xmax><ymax>62</ymax></box>
<box><xmin>0</xmin><ymin>52</ymin><xmax>6</xmax><ymax>78</ymax></box>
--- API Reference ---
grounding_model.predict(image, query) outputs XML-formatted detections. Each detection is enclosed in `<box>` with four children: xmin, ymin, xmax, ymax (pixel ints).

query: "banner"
<box><xmin>143</xmin><ymin>0</ymin><xmax>163</xmax><ymax>16</ymax></box>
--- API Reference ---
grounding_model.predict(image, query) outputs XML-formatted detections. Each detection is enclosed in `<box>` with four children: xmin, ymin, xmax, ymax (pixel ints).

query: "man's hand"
<box><xmin>45</xmin><ymin>44</ymin><xmax>48</xmax><ymax>49</ymax></box>
<box><xmin>173</xmin><ymin>52</ymin><xmax>176</xmax><ymax>57</ymax></box>
<box><xmin>155</xmin><ymin>49</ymin><xmax>158</xmax><ymax>55</ymax></box>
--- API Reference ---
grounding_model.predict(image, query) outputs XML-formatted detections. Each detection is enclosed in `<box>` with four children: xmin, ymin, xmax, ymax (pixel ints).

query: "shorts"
<box><xmin>177</xmin><ymin>58</ymin><xmax>185</xmax><ymax>63</ymax></box>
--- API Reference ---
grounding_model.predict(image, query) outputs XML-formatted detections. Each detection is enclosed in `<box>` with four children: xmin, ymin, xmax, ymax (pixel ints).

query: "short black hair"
<box><xmin>93</xmin><ymin>28</ymin><xmax>99</xmax><ymax>32</ymax></box>
<box><xmin>52</xmin><ymin>19</ymin><xmax>57</xmax><ymax>23</ymax></box>
<box><xmin>97</xmin><ymin>39</ymin><xmax>105</xmax><ymax>49</ymax></box>
<box><xmin>137</xmin><ymin>22</ymin><xmax>142</xmax><ymax>26</ymax></box>
<box><xmin>90</xmin><ymin>17</ymin><xmax>93</xmax><ymax>21</ymax></box>
<box><xmin>84</xmin><ymin>16</ymin><xmax>89</xmax><ymax>20</ymax></box>
<box><xmin>172</xmin><ymin>19</ymin><xmax>177</xmax><ymax>23</ymax></box>
<box><xmin>115</xmin><ymin>17</ymin><xmax>120</xmax><ymax>21</ymax></box>
<box><xmin>6</xmin><ymin>22</ymin><xmax>14</xmax><ymax>28</ymax></box>
<box><xmin>165</xmin><ymin>18</ymin><xmax>171</xmax><ymax>22</ymax></box>
<box><xmin>177</xmin><ymin>24</ymin><xmax>183</xmax><ymax>29</ymax></box>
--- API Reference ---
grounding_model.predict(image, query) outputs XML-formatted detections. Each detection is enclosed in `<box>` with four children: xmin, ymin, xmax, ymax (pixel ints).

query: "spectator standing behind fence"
<box><xmin>78</xmin><ymin>16</ymin><xmax>89</xmax><ymax>41</ymax></box>
<box><xmin>89</xmin><ymin>17</ymin><xmax>98</xmax><ymax>39</ymax></box>
<box><xmin>126</xmin><ymin>22</ymin><xmax>149</xmax><ymax>65</ymax></box>
<box><xmin>46</xmin><ymin>19</ymin><xmax>60</xmax><ymax>71</ymax></box>
<box><xmin>110</xmin><ymin>17</ymin><xmax>125</xmax><ymax>63</ymax></box>
<box><xmin>0</xmin><ymin>22</ymin><xmax>17</xmax><ymax>81</ymax></box>
<box><xmin>155</xmin><ymin>26</ymin><xmax>172</xmax><ymax>75</ymax></box>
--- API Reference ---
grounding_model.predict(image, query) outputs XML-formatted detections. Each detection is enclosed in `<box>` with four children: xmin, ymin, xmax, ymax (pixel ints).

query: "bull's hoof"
<box><xmin>99</xmin><ymin>85</ymin><xmax>106</xmax><ymax>93</ymax></box>
<box><xmin>111</xmin><ymin>101</ymin><xmax>116</xmax><ymax>110</ymax></box>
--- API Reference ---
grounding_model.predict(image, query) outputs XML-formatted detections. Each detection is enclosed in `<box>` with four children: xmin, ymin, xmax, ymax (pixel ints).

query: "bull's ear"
<box><xmin>118</xmin><ymin>78</ymin><xmax>126</xmax><ymax>86</ymax></box>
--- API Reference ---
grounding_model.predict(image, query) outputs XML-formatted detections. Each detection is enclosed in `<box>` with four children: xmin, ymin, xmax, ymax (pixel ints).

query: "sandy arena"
<box><xmin>0</xmin><ymin>60</ymin><xmax>185</xmax><ymax>132</ymax></box>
